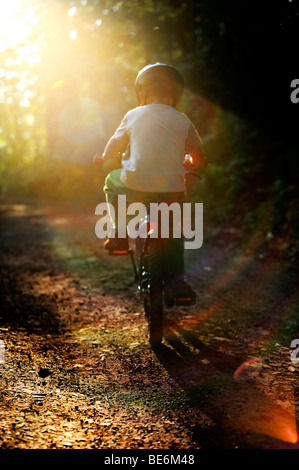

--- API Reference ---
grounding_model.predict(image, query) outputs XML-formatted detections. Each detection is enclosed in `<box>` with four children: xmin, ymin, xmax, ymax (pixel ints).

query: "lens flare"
<box><xmin>233</xmin><ymin>357</ymin><xmax>262</xmax><ymax>380</ymax></box>
<box><xmin>233</xmin><ymin>358</ymin><xmax>298</xmax><ymax>444</ymax></box>
<box><xmin>51</xmin><ymin>79</ymin><xmax>65</xmax><ymax>90</ymax></box>
<box><xmin>244</xmin><ymin>404</ymin><xmax>298</xmax><ymax>444</ymax></box>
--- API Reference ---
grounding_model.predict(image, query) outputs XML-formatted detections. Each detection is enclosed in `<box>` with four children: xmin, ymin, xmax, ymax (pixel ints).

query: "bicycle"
<box><xmin>105</xmin><ymin>168</ymin><xmax>199</xmax><ymax>348</ymax></box>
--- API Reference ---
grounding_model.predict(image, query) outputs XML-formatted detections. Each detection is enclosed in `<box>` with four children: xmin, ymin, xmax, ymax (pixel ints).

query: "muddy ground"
<box><xmin>0</xmin><ymin>196</ymin><xmax>299</xmax><ymax>451</ymax></box>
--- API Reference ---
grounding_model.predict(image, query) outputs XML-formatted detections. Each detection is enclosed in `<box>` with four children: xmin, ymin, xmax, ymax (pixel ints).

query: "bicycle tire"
<box><xmin>142</xmin><ymin>238</ymin><xmax>164</xmax><ymax>347</ymax></box>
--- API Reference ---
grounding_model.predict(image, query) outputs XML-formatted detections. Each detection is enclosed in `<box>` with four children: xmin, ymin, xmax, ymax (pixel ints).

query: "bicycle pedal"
<box><xmin>175</xmin><ymin>297</ymin><xmax>196</xmax><ymax>306</ymax></box>
<box><xmin>108</xmin><ymin>247</ymin><xmax>132</xmax><ymax>256</ymax></box>
<box><xmin>108</xmin><ymin>249</ymin><xmax>130</xmax><ymax>255</ymax></box>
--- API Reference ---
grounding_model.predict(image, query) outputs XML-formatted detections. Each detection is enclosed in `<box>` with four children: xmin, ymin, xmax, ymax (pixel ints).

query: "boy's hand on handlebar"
<box><xmin>93</xmin><ymin>154</ymin><xmax>104</xmax><ymax>165</ymax></box>
<box><xmin>93</xmin><ymin>153</ymin><xmax>122</xmax><ymax>175</ymax></box>
<box><xmin>183</xmin><ymin>154</ymin><xmax>195</xmax><ymax>171</ymax></box>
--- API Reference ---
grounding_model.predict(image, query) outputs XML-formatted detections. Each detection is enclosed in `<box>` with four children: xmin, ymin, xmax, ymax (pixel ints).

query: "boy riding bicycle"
<box><xmin>94</xmin><ymin>63</ymin><xmax>208</xmax><ymax>300</ymax></box>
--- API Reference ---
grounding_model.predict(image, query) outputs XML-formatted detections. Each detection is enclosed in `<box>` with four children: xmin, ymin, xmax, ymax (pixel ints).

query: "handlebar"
<box><xmin>93</xmin><ymin>153</ymin><xmax>207</xmax><ymax>179</ymax></box>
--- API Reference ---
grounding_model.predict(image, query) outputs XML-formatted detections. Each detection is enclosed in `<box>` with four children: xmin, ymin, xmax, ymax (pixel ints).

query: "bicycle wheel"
<box><xmin>142</xmin><ymin>238</ymin><xmax>164</xmax><ymax>347</ymax></box>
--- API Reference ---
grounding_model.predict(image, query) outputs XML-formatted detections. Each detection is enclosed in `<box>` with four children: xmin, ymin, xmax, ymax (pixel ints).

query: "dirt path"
<box><xmin>0</xmin><ymin>197</ymin><xmax>298</xmax><ymax>450</ymax></box>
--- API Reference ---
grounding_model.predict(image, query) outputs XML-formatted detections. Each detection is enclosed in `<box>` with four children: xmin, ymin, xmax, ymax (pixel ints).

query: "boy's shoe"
<box><xmin>164</xmin><ymin>277</ymin><xmax>196</xmax><ymax>306</ymax></box>
<box><xmin>104</xmin><ymin>235</ymin><xmax>129</xmax><ymax>254</ymax></box>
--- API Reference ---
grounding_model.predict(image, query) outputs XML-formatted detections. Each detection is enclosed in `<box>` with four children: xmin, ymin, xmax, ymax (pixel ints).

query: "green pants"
<box><xmin>103</xmin><ymin>169</ymin><xmax>185</xmax><ymax>279</ymax></box>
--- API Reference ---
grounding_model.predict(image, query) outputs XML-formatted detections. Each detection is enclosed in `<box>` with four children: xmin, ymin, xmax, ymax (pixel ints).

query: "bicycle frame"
<box><xmin>128</xmin><ymin>210</ymin><xmax>160</xmax><ymax>290</ymax></box>
<box><xmin>105</xmin><ymin>171</ymin><xmax>201</xmax><ymax>346</ymax></box>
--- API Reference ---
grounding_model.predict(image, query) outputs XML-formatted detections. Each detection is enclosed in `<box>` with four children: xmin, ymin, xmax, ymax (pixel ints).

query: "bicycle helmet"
<box><xmin>134</xmin><ymin>63</ymin><xmax>184</xmax><ymax>106</ymax></box>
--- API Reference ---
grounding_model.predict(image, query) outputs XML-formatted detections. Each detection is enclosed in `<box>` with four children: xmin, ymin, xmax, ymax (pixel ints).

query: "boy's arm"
<box><xmin>185</xmin><ymin>123</ymin><xmax>208</xmax><ymax>169</ymax></box>
<box><xmin>94</xmin><ymin>134</ymin><xmax>129</xmax><ymax>165</ymax></box>
<box><xmin>102</xmin><ymin>134</ymin><xmax>129</xmax><ymax>160</ymax></box>
<box><xmin>94</xmin><ymin>114</ymin><xmax>130</xmax><ymax>164</ymax></box>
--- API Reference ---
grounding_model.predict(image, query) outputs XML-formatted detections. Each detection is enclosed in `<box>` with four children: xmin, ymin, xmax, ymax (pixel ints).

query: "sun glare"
<box><xmin>0</xmin><ymin>1</ymin><xmax>38</xmax><ymax>49</ymax></box>
<box><xmin>0</xmin><ymin>0</ymin><xmax>41</xmax><ymax>107</ymax></box>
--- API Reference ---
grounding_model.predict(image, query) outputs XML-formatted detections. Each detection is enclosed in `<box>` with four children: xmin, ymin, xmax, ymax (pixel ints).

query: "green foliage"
<box><xmin>0</xmin><ymin>0</ymin><xmax>298</xmax><ymax>241</ymax></box>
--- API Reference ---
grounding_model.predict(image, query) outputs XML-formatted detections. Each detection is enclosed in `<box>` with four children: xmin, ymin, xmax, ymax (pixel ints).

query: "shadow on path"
<box><xmin>0</xmin><ymin>201</ymin><xmax>65</xmax><ymax>335</ymax></box>
<box><xmin>154</xmin><ymin>324</ymin><xmax>299</xmax><ymax>449</ymax></box>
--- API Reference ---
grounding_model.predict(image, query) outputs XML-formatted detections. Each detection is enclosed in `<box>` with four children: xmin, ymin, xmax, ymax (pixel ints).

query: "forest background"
<box><xmin>0</xmin><ymin>0</ymin><xmax>298</xmax><ymax>253</ymax></box>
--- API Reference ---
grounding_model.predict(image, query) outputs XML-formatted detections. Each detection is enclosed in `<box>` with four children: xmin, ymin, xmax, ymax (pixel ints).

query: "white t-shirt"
<box><xmin>113</xmin><ymin>104</ymin><xmax>195</xmax><ymax>192</ymax></box>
